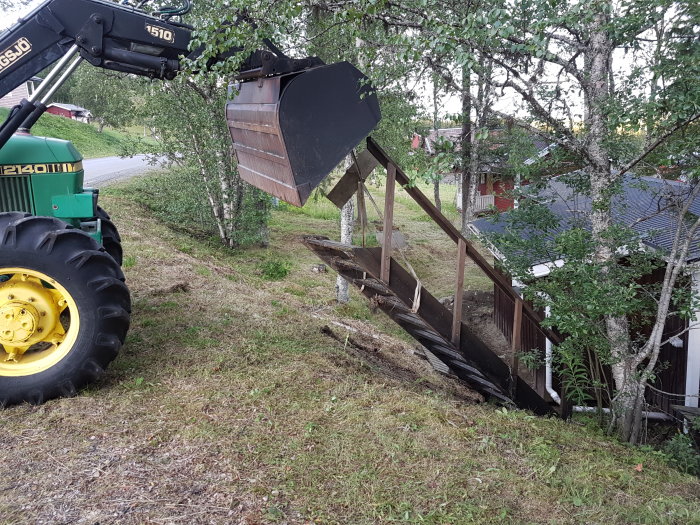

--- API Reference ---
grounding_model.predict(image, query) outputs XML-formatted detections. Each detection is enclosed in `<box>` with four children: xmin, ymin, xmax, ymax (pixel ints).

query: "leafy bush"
<box><xmin>662</xmin><ymin>433</ymin><xmax>700</xmax><ymax>476</ymax></box>
<box><xmin>259</xmin><ymin>259</ymin><xmax>291</xmax><ymax>280</ymax></box>
<box><xmin>115</xmin><ymin>168</ymin><xmax>270</xmax><ymax>248</ymax></box>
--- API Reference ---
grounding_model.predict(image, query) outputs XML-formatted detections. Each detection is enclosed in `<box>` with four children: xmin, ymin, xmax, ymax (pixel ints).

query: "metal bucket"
<box><xmin>225</xmin><ymin>61</ymin><xmax>381</xmax><ymax>206</ymax></box>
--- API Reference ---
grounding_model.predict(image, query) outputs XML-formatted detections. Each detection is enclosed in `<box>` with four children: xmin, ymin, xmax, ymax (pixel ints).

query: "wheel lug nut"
<box><xmin>7</xmin><ymin>294</ymin><xmax>14</xmax><ymax>300</ymax></box>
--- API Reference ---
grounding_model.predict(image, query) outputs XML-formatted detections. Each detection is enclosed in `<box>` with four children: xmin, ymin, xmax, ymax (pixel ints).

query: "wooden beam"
<box><xmin>357</xmin><ymin>180</ymin><xmax>368</xmax><ymax>247</ymax></box>
<box><xmin>366</xmin><ymin>136</ymin><xmax>563</xmax><ymax>346</ymax></box>
<box><xmin>326</xmin><ymin>149</ymin><xmax>379</xmax><ymax>208</ymax></box>
<box><xmin>451</xmin><ymin>238</ymin><xmax>467</xmax><ymax>345</ymax></box>
<box><xmin>511</xmin><ymin>297</ymin><xmax>523</xmax><ymax>395</ymax></box>
<box><xmin>380</xmin><ymin>163</ymin><xmax>396</xmax><ymax>283</ymax></box>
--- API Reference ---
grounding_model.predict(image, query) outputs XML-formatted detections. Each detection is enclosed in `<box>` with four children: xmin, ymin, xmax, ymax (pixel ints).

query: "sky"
<box><xmin>2</xmin><ymin>0</ymin><xmax>649</xmax><ymax>128</ymax></box>
<box><xmin>1</xmin><ymin>0</ymin><xmax>42</xmax><ymax>30</ymax></box>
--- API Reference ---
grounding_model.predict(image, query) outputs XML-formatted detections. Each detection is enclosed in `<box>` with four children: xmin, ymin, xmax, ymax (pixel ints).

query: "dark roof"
<box><xmin>420</xmin><ymin>127</ymin><xmax>553</xmax><ymax>160</ymax></box>
<box><xmin>472</xmin><ymin>173</ymin><xmax>700</xmax><ymax>264</ymax></box>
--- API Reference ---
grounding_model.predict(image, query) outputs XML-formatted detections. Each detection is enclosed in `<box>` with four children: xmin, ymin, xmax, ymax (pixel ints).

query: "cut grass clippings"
<box><xmin>0</xmin><ymin>178</ymin><xmax>698</xmax><ymax>524</ymax></box>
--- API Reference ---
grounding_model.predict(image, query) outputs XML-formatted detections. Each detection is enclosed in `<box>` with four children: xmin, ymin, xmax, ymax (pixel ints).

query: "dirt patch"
<box><xmin>441</xmin><ymin>289</ymin><xmax>512</xmax><ymax>360</ymax></box>
<box><xmin>320</xmin><ymin>323</ymin><xmax>483</xmax><ymax>404</ymax></box>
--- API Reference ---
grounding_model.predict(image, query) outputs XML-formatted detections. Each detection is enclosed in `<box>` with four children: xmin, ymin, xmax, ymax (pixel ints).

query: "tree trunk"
<box><xmin>336</xmin><ymin>196</ymin><xmax>354</xmax><ymax>303</ymax></box>
<box><xmin>464</xmin><ymin>137</ymin><xmax>481</xmax><ymax>224</ymax></box>
<box><xmin>460</xmin><ymin>64</ymin><xmax>472</xmax><ymax>235</ymax></box>
<box><xmin>433</xmin><ymin>180</ymin><xmax>442</xmax><ymax>211</ymax></box>
<box><xmin>584</xmin><ymin>5</ymin><xmax>639</xmax><ymax>442</ymax></box>
<box><xmin>432</xmin><ymin>74</ymin><xmax>441</xmax><ymax>211</ymax></box>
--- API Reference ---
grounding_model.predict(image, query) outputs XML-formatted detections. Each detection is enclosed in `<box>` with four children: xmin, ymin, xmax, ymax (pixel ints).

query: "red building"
<box><xmin>46</xmin><ymin>103</ymin><xmax>92</xmax><ymax>123</ymax></box>
<box><xmin>412</xmin><ymin>126</ymin><xmax>557</xmax><ymax>214</ymax></box>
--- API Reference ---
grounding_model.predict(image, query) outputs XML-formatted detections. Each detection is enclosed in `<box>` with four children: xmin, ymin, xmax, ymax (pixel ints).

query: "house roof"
<box><xmin>472</xmin><ymin>173</ymin><xmax>700</xmax><ymax>264</ymax></box>
<box><xmin>423</xmin><ymin>127</ymin><xmax>463</xmax><ymax>154</ymax></box>
<box><xmin>417</xmin><ymin>126</ymin><xmax>554</xmax><ymax>163</ymax></box>
<box><xmin>48</xmin><ymin>103</ymin><xmax>90</xmax><ymax>113</ymax></box>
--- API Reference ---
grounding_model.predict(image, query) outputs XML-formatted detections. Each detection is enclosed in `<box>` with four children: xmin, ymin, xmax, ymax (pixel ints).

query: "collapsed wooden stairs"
<box><xmin>304</xmin><ymin>138</ymin><xmax>569</xmax><ymax>417</ymax></box>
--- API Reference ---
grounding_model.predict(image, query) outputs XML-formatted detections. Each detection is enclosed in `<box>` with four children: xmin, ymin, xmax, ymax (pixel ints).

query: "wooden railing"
<box><xmin>473</xmin><ymin>194</ymin><xmax>495</xmax><ymax>212</ymax></box>
<box><xmin>365</xmin><ymin>137</ymin><xmax>570</xmax><ymax>416</ymax></box>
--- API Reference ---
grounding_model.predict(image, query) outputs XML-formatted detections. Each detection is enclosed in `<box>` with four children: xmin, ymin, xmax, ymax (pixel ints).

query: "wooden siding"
<box><xmin>0</xmin><ymin>82</ymin><xmax>31</xmax><ymax>108</ymax></box>
<box><xmin>46</xmin><ymin>106</ymin><xmax>72</xmax><ymax>118</ymax></box>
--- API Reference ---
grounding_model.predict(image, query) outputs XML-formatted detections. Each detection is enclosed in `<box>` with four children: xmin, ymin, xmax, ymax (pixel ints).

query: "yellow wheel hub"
<box><xmin>0</xmin><ymin>268</ymin><xmax>80</xmax><ymax>376</ymax></box>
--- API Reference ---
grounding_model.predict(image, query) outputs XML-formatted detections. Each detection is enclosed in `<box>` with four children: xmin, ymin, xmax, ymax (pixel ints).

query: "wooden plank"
<box><xmin>326</xmin><ymin>149</ymin><xmax>379</xmax><ymax>208</ymax></box>
<box><xmin>380</xmin><ymin>163</ymin><xmax>396</xmax><ymax>283</ymax></box>
<box><xmin>511</xmin><ymin>297</ymin><xmax>523</xmax><ymax>395</ymax></box>
<box><xmin>357</xmin><ymin>180</ymin><xmax>368</xmax><ymax>247</ymax></box>
<box><xmin>353</xmin><ymin>247</ymin><xmax>453</xmax><ymax>339</ymax></box>
<box><xmin>451</xmin><ymin>238</ymin><xmax>466</xmax><ymax>346</ymax></box>
<box><xmin>365</xmin><ymin>136</ymin><xmax>563</xmax><ymax>347</ymax></box>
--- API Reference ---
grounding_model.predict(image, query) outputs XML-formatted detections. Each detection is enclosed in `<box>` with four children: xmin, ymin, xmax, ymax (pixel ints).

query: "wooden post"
<box><xmin>511</xmin><ymin>297</ymin><xmax>523</xmax><ymax>395</ymax></box>
<box><xmin>380</xmin><ymin>163</ymin><xmax>396</xmax><ymax>283</ymax></box>
<box><xmin>451</xmin><ymin>238</ymin><xmax>467</xmax><ymax>345</ymax></box>
<box><xmin>357</xmin><ymin>181</ymin><xmax>368</xmax><ymax>247</ymax></box>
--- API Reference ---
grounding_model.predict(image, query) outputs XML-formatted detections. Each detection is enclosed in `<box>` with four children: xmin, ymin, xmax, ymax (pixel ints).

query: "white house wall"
<box><xmin>686</xmin><ymin>272</ymin><xmax>700</xmax><ymax>408</ymax></box>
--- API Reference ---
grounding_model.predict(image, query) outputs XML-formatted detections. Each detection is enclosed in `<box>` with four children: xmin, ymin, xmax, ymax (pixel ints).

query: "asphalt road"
<box><xmin>83</xmin><ymin>155</ymin><xmax>166</xmax><ymax>187</ymax></box>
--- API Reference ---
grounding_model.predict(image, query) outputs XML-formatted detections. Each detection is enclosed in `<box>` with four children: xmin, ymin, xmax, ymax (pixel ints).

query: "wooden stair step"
<box><xmin>413</xmin><ymin>329</ymin><xmax>450</xmax><ymax>346</ymax></box>
<box><xmin>422</xmin><ymin>348</ymin><xmax>453</xmax><ymax>376</ymax></box>
<box><xmin>332</xmin><ymin>257</ymin><xmax>369</xmax><ymax>273</ymax></box>
<box><xmin>354</xmin><ymin>278</ymin><xmax>393</xmax><ymax>295</ymax></box>
<box><xmin>304</xmin><ymin>237</ymin><xmax>352</xmax><ymax>252</ymax></box>
<box><xmin>394</xmin><ymin>312</ymin><xmax>429</xmax><ymax>329</ymax></box>
<box><xmin>425</xmin><ymin>344</ymin><xmax>464</xmax><ymax>362</ymax></box>
<box><xmin>373</xmin><ymin>295</ymin><xmax>411</xmax><ymax>312</ymax></box>
<box><xmin>445</xmin><ymin>358</ymin><xmax>486</xmax><ymax>378</ymax></box>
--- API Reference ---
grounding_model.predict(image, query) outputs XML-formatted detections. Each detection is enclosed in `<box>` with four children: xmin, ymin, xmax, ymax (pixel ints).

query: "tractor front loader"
<box><xmin>0</xmin><ymin>0</ymin><xmax>380</xmax><ymax>405</ymax></box>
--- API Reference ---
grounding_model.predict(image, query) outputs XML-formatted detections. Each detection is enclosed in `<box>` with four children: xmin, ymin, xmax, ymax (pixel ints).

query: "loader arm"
<box><xmin>0</xmin><ymin>0</ymin><xmax>381</xmax><ymax>206</ymax></box>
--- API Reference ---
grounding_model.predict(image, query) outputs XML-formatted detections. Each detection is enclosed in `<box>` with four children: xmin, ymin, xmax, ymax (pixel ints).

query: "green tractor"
<box><xmin>0</xmin><ymin>0</ymin><xmax>380</xmax><ymax>405</ymax></box>
<box><xmin>0</xmin><ymin>133</ymin><xmax>129</xmax><ymax>405</ymax></box>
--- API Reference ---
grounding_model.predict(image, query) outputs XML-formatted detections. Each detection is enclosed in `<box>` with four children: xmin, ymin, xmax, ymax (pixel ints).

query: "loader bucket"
<box><xmin>226</xmin><ymin>61</ymin><xmax>381</xmax><ymax>206</ymax></box>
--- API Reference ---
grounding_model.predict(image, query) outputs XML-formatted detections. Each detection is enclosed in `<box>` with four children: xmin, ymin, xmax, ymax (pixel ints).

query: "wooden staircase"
<box><xmin>304</xmin><ymin>137</ymin><xmax>570</xmax><ymax>417</ymax></box>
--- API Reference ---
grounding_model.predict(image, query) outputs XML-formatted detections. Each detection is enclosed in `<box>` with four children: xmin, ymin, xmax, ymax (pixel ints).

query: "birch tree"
<box><xmin>189</xmin><ymin>0</ymin><xmax>698</xmax><ymax>441</ymax></box>
<box><xmin>313</xmin><ymin>0</ymin><xmax>698</xmax><ymax>442</ymax></box>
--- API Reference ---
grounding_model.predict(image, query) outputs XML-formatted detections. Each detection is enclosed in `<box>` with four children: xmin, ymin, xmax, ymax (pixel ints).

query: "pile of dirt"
<box><xmin>318</xmin><ymin>319</ymin><xmax>483</xmax><ymax>405</ymax></box>
<box><xmin>440</xmin><ymin>289</ymin><xmax>512</xmax><ymax>361</ymax></box>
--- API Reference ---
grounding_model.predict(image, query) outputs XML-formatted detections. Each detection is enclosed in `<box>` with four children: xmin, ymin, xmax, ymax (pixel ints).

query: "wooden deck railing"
<box><xmin>365</xmin><ymin>137</ymin><xmax>570</xmax><ymax>416</ymax></box>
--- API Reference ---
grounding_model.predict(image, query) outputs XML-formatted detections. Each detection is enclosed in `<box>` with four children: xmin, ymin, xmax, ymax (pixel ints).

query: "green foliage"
<box><xmin>113</xmin><ymin>167</ymin><xmax>270</xmax><ymax>248</ymax></box>
<box><xmin>52</xmin><ymin>63</ymin><xmax>137</xmax><ymax>131</ymax></box>
<box><xmin>122</xmin><ymin>254</ymin><xmax>137</xmax><ymax>269</ymax></box>
<box><xmin>259</xmin><ymin>258</ymin><xmax>292</xmax><ymax>280</ymax></box>
<box><xmin>0</xmin><ymin>108</ymin><xmax>142</xmax><ymax>158</ymax></box>
<box><xmin>135</xmin><ymin>20</ymin><xmax>271</xmax><ymax>249</ymax></box>
<box><xmin>661</xmin><ymin>433</ymin><xmax>700</xmax><ymax>476</ymax></box>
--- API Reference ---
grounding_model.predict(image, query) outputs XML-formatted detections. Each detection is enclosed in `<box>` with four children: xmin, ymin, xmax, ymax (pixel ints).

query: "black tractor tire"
<box><xmin>96</xmin><ymin>206</ymin><xmax>123</xmax><ymax>266</ymax></box>
<box><xmin>0</xmin><ymin>213</ymin><xmax>131</xmax><ymax>406</ymax></box>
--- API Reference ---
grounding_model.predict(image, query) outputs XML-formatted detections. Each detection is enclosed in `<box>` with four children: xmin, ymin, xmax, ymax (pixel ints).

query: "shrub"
<box><xmin>259</xmin><ymin>259</ymin><xmax>291</xmax><ymax>281</ymax></box>
<box><xmin>662</xmin><ymin>433</ymin><xmax>700</xmax><ymax>476</ymax></box>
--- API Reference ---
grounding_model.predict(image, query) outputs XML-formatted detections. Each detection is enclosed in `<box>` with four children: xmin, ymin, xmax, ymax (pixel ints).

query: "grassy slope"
<box><xmin>1</xmin><ymin>177</ymin><xmax>699</xmax><ymax>524</ymax></box>
<box><xmin>0</xmin><ymin>107</ymin><xmax>147</xmax><ymax>158</ymax></box>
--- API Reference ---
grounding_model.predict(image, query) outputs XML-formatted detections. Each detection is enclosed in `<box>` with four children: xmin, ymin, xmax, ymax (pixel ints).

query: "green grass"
<box><xmin>1</xmin><ymin>176</ymin><xmax>698</xmax><ymax>524</ymax></box>
<box><xmin>0</xmin><ymin>107</ymin><xmax>152</xmax><ymax>158</ymax></box>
